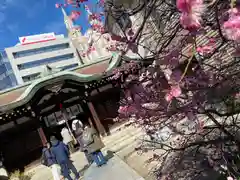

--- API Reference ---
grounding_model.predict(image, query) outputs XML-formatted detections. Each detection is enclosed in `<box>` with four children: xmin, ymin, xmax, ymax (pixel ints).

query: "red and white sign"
<box><xmin>19</xmin><ymin>33</ymin><xmax>56</xmax><ymax>45</ymax></box>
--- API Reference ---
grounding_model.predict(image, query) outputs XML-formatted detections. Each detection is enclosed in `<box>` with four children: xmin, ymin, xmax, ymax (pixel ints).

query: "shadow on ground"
<box><xmin>105</xmin><ymin>150</ymin><xmax>115</xmax><ymax>160</ymax></box>
<box><xmin>80</xmin><ymin>150</ymin><xmax>115</xmax><ymax>177</ymax></box>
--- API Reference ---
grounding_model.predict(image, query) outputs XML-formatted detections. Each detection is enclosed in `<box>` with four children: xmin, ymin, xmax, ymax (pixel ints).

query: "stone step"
<box><xmin>103</xmin><ymin>127</ymin><xmax>142</xmax><ymax>145</ymax></box>
<box><xmin>103</xmin><ymin>130</ymin><xmax>142</xmax><ymax>152</ymax></box>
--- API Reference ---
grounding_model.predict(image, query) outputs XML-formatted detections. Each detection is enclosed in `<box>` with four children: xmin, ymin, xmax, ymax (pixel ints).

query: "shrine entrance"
<box><xmin>0</xmin><ymin>55</ymin><xmax>143</xmax><ymax>172</ymax></box>
<box><xmin>0</xmin><ymin>67</ymin><xmax>122</xmax><ymax>172</ymax></box>
<box><xmin>0</xmin><ymin>77</ymin><xmax>119</xmax><ymax>171</ymax></box>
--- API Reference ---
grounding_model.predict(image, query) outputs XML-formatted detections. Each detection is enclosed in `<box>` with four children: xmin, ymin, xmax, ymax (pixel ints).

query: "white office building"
<box><xmin>5</xmin><ymin>33</ymin><xmax>82</xmax><ymax>85</ymax></box>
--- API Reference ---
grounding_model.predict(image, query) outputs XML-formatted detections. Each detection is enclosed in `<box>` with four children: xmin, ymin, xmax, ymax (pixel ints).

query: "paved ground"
<box><xmin>84</xmin><ymin>155</ymin><xmax>145</xmax><ymax>180</ymax></box>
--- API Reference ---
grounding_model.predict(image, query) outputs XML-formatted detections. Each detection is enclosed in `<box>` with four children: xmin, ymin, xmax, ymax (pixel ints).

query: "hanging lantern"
<box><xmin>59</xmin><ymin>103</ymin><xmax>63</xmax><ymax>109</ymax></box>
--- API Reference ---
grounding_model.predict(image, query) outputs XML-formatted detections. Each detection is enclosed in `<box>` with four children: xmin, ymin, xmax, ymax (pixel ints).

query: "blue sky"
<box><xmin>0</xmin><ymin>0</ymin><xmax>98</xmax><ymax>49</ymax></box>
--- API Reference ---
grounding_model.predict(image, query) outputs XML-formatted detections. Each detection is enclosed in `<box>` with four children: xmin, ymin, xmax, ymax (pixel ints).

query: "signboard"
<box><xmin>19</xmin><ymin>32</ymin><xmax>56</xmax><ymax>45</ymax></box>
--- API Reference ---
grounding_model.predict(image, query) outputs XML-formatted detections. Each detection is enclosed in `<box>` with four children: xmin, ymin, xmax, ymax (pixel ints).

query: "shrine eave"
<box><xmin>0</xmin><ymin>54</ymin><xmax>122</xmax><ymax>113</ymax></box>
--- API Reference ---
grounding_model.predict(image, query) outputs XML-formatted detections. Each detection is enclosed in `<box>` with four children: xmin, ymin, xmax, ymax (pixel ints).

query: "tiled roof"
<box><xmin>0</xmin><ymin>54</ymin><xmax>122</xmax><ymax>111</ymax></box>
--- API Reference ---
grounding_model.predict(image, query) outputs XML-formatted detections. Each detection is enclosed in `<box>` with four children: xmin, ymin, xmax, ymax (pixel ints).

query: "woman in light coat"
<box><xmin>82</xmin><ymin>125</ymin><xmax>106</xmax><ymax>166</ymax></box>
<box><xmin>61</xmin><ymin>127</ymin><xmax>74</xmax><ymax>153</ymax></box>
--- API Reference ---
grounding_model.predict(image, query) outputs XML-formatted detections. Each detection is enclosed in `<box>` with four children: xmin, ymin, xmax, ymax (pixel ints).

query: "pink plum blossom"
<box><xmin>70</xmin><ymin>11</ymin><xmax>81</xmax><ymax>21</ymax></box>
<box><xmin>55</xmin><ymin>3</ymin><xmax>61</xmax><ymax>8</ymax></box>
<box><xmin>197</xmin><ymin>45</ymin><xmax>213</xmax><ymax>55</ymax></box>
<box><xmin>177</xmin><ymin>0</ymin><xmax>205</xmax><ymax>30</ymax></box>
<box><xmin>118</xmin><ymin>106</ymin><xmax>128</xmax><ymax>114</ymax></box>
<box><xmin>165</xmin><ymin>85</ymin><xmax>182</xmax><ymax>102</ymax></box>
<box><xmin>197</xmin><ymin>38</ymin><xmax>216</xmax><ymax>55</ymax></box>
<box><xmin>66</xmin><ymin>0</ymin><xmax>74</xmax><ymax>4</ymax></box>
<box><xmin>223</xmin><ymin>8</ymin><xmax>240</xmax><ymax>42</ymax></box>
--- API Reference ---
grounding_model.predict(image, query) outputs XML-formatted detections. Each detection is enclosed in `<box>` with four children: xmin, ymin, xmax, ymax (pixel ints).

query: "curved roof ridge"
<box><xmin>0</xmin><ymin>53</ymin><xmax>122</xmax><ymax>112</ymax></box>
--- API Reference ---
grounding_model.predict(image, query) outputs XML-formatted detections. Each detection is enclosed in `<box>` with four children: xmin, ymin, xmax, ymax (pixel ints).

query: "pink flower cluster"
<box><xmin>165</xmin><ymin>85</ymin><xmax>182</xmax><ymax>102</ymax></box>
<box><xmin>65</xmin><ymin>0</ymin><xmax>74</xmax><ymax>4</ymax></box>
<box><xmin>55</xmin><ymin>3</ymin><xmax>61</xmax><ymax>8</ymax></box>
<box><xmin>70</xmin><ymin>11</ymin><xmax>81</xmax><ymax>21</ymax></box>
<box><xmin>56</xmin><ymin>0</ymin><xmax>88</xmax><ymax>9</ymax></box>
<box><xmin>177</xmin><ymin>0</ymin><xmax>205</xmax><ymax>31</ymax></box>
<box><xmin>89</xmin><ymin>13</ymin><xmax>101</xmax><ymax>21</ymax></box>
<box><xmin>223</xmin><ymin>8</ymin><xmax>240</xmax><ymax>42</ymax></box>
<box><xmin>196</xmin><ymin>38</ymin><xmax>216</xmax><ymax>55</ymax></box>
<box><xmin>118</xmin><ymin>105</ymin><xmax>137</xmax><ymax>115</ymax></box>
<box><xmin>92</xmin><ymin>24</ymin><xmax>105</xmax><ymax>33</ymax></box>
<box><xmin>81</xmin><ymin>46</ymin><xmax>96</xmax><ymax>57</ymax></box>
<box><xmin>105</xmin><ymin>36</ymin><xmax>126</xmax><ymax>52</ymax></box>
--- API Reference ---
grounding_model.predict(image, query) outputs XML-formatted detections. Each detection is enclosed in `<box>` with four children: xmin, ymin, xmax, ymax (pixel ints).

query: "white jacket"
<box><xmin>61</xmin><ymin>128</ymin><xmax>73</xmax><ymax>144</ymax></box>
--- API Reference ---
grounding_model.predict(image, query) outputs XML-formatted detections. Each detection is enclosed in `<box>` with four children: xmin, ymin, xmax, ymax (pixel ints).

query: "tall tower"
<box><xmin>61</xmin><ymin>7</ymin><xmax>86</xmax><ymax>64</ymax></box>
<box><xmin>61</xmin><ymin>7</ymin><xmax>82</xmax><ymax>38</ymax></box>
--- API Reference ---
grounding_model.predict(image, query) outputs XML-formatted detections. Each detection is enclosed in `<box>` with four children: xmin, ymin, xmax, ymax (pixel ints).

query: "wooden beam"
<box><xmin>87</xmin><ymin>102</ymin><xmax>106</xmax><ymax>135</ymax></box>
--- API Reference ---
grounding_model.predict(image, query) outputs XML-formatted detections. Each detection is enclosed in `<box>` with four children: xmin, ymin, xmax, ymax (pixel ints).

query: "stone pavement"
<box><xmin>29</xmin><ymin>124</ymin><xmax>144</xmax><ymax>180</ymax></box>
<box><xmin>84</xmin><ymin>155</ymin><xmax>145</xmax><ymax>180</ymax></box>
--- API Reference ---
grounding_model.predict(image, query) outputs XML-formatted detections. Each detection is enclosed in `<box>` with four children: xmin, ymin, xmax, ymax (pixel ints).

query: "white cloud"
<box><xmin>7</xmin><ymin>23</ymin><xmax>18</xmax><ymax>33</ymax></box>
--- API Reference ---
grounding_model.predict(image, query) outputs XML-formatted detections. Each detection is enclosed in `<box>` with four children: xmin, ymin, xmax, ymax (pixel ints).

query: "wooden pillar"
<box><xmin>38</xmin><ymin>127</ymin><xmax>47</xmax><ymax>146</ymax></box>
<box><xmin>29</xmin><ymin>105</ymin><xmax>48</xmax><ymax>146</ymax></box>
<box><xmin>87</xmin><ymin>102</ymin><xmax>106</xmax><ymax>135</ymax></box>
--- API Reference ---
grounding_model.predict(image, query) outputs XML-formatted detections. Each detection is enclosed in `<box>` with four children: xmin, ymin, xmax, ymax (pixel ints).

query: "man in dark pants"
<box><xmin>50</xmin><ymin>136</ymin><xmax>80</xmax><ymax>180</ymax></box>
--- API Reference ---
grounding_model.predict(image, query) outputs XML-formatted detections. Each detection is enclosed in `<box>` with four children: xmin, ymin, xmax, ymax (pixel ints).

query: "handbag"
<box><xmin>82</xmin><ymin>129</ymin><xmax>94</xmax><ymax>147</ymax></box>
<box><xmin>41</xmin><ymin>153</ymin><xmax>48</xmax><ymax>166</ymax></box>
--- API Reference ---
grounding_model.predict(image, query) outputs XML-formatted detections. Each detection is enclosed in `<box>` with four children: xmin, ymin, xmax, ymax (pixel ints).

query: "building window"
<box><xmin>22</xmin><ymin>73</ymin><xmax>40</xmax><ymax>82</ymax></box>
<box><xmin>61</xmin><ymin>63</ymin><xmax>78</xmax><ymax>71</ymax></box>
<box><xmin>17</xmin><ymin>53</ymin><xmax>75</xmax><ymax>70</ymax></box>
<box><xmin>13</xmin><ymin>43</ymin><xmax>70</xmax><ymax>58</ymax></box>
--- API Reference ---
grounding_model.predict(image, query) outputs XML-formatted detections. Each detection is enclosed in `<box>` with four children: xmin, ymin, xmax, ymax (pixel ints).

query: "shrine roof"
<box><xmin>0</xmin><ymin>54</ymin><xmax>122</xmax><ymax>112</ymax></box>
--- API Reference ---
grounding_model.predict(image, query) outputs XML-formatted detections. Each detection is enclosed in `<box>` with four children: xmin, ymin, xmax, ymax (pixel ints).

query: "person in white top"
<box><xmin>72</xmin><ymin>119</ymin><xmax>83</xmax><ymax>132</ymax></box>
<box><xmin>0</xmin><ymin>153</ymin><xmax>8</xmax><ymax>179</ymax></box>
<box><xmin>61</xmin><ymin>127</ymin><xmax>74</xmax><ymax>153</ymax></box>
<box><xmin>71</xmin><ymin>118</ymin><xmax>93</xmax><ymax>165</ymax></box>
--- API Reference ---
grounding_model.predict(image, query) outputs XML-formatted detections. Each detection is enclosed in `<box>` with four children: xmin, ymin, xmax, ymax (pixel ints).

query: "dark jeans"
<box><xmin>91</xmin><ymin>150</ymin><xmax>107</xmax><ymax>166</ymax></box>
<box><xmin>60</xmin><ymin>160</ymin><xmax>79</xmax><ymax>180</ymax></box>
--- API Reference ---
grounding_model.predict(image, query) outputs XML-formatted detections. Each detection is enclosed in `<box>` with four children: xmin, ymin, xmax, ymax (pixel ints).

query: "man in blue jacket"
<box><xmin>50</xmin><ymin>136</ymin><xmax>80</xmax><ymax>180</ymax></box>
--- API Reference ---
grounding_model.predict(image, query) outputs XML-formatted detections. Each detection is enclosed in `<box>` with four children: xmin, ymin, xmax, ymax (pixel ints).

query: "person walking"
<box><xmin>72</xmin><ymin>119</ymin><xmax>93</xmax><ymax>165</ymax></box>
<box><xmin>82</xmin><ymin>124</ymin><xmax>107</xmax><ymax>167</ymax></box>
<box><xmin>41</xmin><ymin>142</ymin><xmax>61</xmax><ymax>180</ymax></box>
<box><xmin>50</xmin><ymin>136</ymin><xmax>80</xmax><ymax>180</ymax></box>
<box><xmin>0</xmin><ymin>152</ymin><xmax>8</xmax><ymax>179</ymax></box>
<box><xmin>61</xmin><ymin>127</ymin><xmax>75</xmax><ymax>153</ymax></box>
